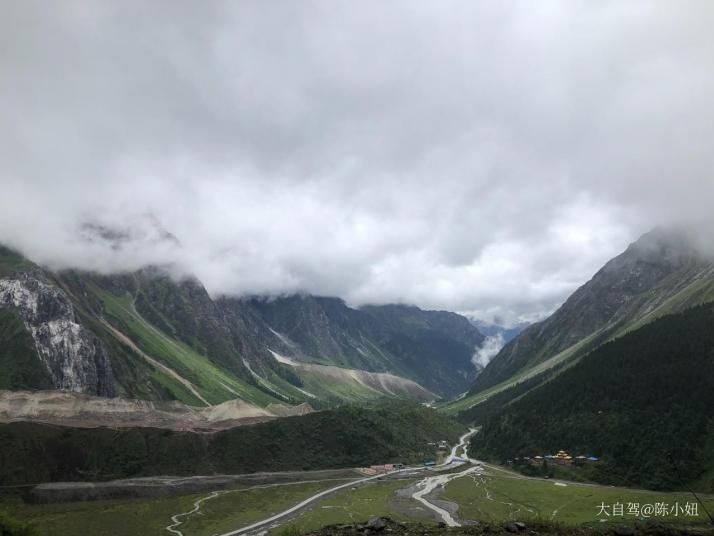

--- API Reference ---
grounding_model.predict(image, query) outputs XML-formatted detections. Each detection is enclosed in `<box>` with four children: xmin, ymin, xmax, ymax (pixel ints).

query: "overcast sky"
<box><xmin>2</xmin><ymin>1</ymin><xmax>714</xmax><ymax>324</ymax></box>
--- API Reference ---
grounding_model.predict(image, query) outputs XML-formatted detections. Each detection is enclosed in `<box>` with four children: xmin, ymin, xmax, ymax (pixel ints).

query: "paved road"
<box><xmin>167</xmin><ymin>429</ymin><xmax>478</xmax><ymax>536</ymax></box>
<box><xmin>210</xmin><ymin>470</ymin><xmax>404</xmax><ymax>536</ymax></box>
<box><xmin>165</xmin><ymin>478</ymin><xmax>359</xmax><ymax>536</ymax></box>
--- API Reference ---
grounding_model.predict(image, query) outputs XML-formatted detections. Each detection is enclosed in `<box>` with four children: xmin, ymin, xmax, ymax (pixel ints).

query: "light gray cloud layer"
<box><xmin>1</xmin><ymin>1</ymin><xmax>714</xmax><ymax>323</ymax></box>
<box><xmin>472</xmin><ymin>333</ymin><xmax>505</xmax><ymax>368</ymax></box>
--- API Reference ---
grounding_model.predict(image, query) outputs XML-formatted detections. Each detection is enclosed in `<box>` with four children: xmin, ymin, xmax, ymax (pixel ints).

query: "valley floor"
<box><xmin>5</xmin><ymin>450</ymin><xmax>714</xmax><ymax>536</ymax></box>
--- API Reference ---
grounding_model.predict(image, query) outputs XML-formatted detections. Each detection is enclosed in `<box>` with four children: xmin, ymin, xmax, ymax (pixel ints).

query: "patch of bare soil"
<box><xmin>270</xmin><ymin>350</ymin><xmax>436</xmax><ymax>402</ymax></box>
<box><xmin>0</xmin><ymin>390</ymin><xmax>313</xmax><ymax>431</ymax></box>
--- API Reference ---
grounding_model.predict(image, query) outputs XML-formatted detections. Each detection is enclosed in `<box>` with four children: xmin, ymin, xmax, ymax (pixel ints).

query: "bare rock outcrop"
<box><xmin>0</xmin><ymin>272</ymin><xmax>115</xmax><ymax>396</ymax></box>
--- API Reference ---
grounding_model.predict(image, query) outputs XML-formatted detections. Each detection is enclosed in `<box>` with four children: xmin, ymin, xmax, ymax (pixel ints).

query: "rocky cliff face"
<box><xmin>0</xmin><ymin>272</ymin><xmax>115</xmax><ymax>396</ymax></box>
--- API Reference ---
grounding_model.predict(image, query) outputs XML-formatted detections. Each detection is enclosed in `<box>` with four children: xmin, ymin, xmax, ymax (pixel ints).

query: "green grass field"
<box><xmin>174</xmin><ymin>480</ymin><xmax>342</xmax><ymax>536</ymax></box>
<box><xmin>442</xmin><ymin>466</ymin><xmax>714</xmax><ymax>526</ymax></box>
<box><xmin>277</xmin><ymin>478</ymin><xmax>417</xmax><ymax>533</ymax></box>
<box><xmin>3</xmin><ymin>480</ymin><xmax>344</xmax><ymax>536</ymax></box>
<box><xmin>5</xmin><ymin>467</ymin><xmax>714</xmax><ymax>536</ymax></box>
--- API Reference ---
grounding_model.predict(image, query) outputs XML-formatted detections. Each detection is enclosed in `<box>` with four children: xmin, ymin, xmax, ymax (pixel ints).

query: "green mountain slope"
<box><xmin>1</xmin><ymin>245</ymin><xmax>481</xmax><ymax>407</ymax></box>
<box><xmin>246</xmin><ymin>296</ymin><xmax>484</xmax><ymax>396</ymax></box>
<box><xmin>449</xmin><ymin>228</ymin><xmax>714</xmax><ymax>413</ymax></box>
<box><xmin>0</xmin><ymin>308</ymin><xmax>52</xmax><ymax>391</ymax></box>
<box><xmin>0</xmin><ymin>402</ymin><xmax>463</xmax><ymax>484</ymax></box>
<box><xmin>55</xmin><ymin>271</ymin><xmax>294</xmax><ymax>406</ymax></box>
<box><xmin>470</xmin><ymin>303</ymin><xmax>714</xmax><ymax>492</ymax></box>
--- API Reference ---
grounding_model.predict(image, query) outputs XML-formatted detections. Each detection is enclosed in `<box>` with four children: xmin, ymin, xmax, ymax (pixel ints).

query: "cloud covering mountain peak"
<box><xmin>2</xmin><ymin>2</ymin><xmax>714</xmax><ymax>323</ymax></box>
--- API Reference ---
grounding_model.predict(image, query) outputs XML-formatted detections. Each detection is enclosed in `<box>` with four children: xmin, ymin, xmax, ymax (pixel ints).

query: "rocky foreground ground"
<box><xmin>301</xmin><ymin>517</ymin><xmax>714</xmax><ymax>536</ymax></box>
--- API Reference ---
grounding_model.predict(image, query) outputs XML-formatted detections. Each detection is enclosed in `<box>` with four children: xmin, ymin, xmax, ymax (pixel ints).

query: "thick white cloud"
<box><xmin>472</xmin><ymin>334</ymin><xmax>505</xmax><ymax>368</ymax></box>
<box><xmin>1</xmin><ymin>1</ymin><xmax>714</xmax><ymax>323</ymax></box>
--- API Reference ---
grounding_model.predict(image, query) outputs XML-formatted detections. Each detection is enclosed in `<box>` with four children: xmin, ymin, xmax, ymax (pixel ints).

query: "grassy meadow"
<box><xmin>442</xmin><ymin>466</ymin><xmax>714</xmax><ymax>526</ymax></box>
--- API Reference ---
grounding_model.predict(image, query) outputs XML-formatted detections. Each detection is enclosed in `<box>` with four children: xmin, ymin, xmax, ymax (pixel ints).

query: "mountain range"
<box><xmin>449</xmin><ymin>228</ymin><xmax>714</xmax><ymax>412</ymax></box>
<box><xmin>0</xmin><ymin>245</ymin><xmax>484</xmax><ymax>418</ymax></box>
<box><xmin>3</xmin><ymin>227</ymin><xmax>714</xmax><ymax>493</ymax></box>
<box><xmin>454</xmin><ymin>228</ymin><xmax>714</xmax><ymax>492</ymax></box>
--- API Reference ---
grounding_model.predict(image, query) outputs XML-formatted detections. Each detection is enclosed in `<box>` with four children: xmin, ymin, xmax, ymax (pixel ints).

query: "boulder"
<box><xmin>366</xmin><ymin>517</ymin><xmax>388</xmax><ymax>532</ymax></box>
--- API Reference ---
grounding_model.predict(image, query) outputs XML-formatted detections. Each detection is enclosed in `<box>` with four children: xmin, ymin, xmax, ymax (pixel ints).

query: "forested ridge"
<box><xmin>0</xmin><ymin>402</ymin><xmax>463</xmax><ymax>485</ymax></box>
<box><xmin>472</xmin><ymin>303</ymin><xmax>714</xmax><ymax>492</ymax></box>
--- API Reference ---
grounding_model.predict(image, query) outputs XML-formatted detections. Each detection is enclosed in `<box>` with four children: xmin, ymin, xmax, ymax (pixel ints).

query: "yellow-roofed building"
<box><xmin>553</xmin><ymin>450</ymin><xmax>573</xmax><ymax>465</ymax></box>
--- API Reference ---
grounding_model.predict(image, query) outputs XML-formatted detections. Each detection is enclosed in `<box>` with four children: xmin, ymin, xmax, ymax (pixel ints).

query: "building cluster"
<box><xmin>362</xmin><ymin>463</ymin><xmax>404</xmax><ymax>475</ymax></box>
<box><xmin>428</xmin><ymin>440</ymin><xmax>449</xmax><ymax>450</ymax></box>
<box><xmin>506</xmin><ymin>450</ymin><xmax>600</xmax><ymax>466</ymax></box>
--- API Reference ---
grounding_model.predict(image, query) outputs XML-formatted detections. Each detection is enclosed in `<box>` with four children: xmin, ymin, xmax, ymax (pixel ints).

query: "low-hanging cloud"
<box><xmin>2</xmin><ymin>2</ymin><xmax>714</xmax><ymax>323</ymax></box>
<box><xmin>472</xmin><ymin>334</ymin><xmax>506</xmax><ymax>369</ymax></box>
